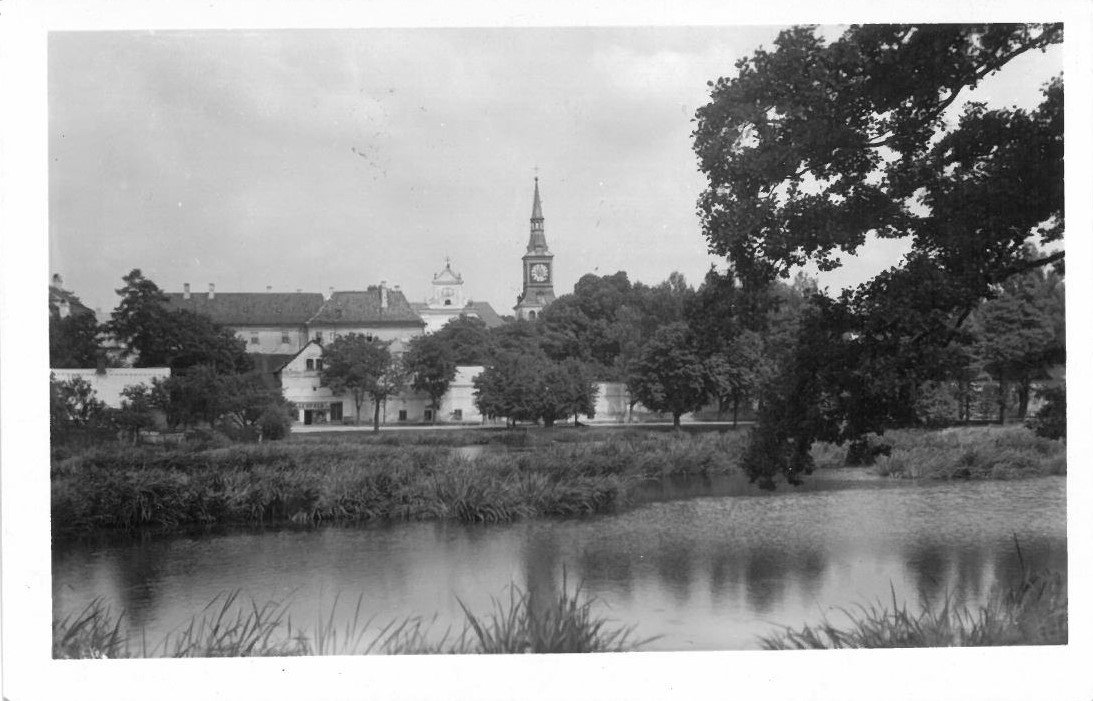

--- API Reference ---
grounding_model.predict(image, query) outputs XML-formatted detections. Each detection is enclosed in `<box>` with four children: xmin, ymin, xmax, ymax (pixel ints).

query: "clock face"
<box><xmin>530</xmin><ymin>263</ymin><xmax>549</xmax><ymax>283</ymax></box>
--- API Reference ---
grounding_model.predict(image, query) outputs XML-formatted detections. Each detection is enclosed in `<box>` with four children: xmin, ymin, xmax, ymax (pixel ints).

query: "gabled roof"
<box><xmin>274</xmin><ymin>340</ymin><xmax>323</xmax><ymax>373</ymax></box>
<box><xmin>308</xmin><ymin>287</ymin><xmax>425</xmax><ymax>327</ymax></box>
<box><xmin>164</xmin><ymin>292</ymin><xmax>325</xmax><ymax>326</ymax></box>
<box><xmin>432</xmin><ymin>260</ymin><xmax>463</xmax><ymax>284</ymax></box>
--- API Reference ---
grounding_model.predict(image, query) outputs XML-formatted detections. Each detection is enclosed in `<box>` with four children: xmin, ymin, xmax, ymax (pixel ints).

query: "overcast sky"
<box><xmin>48</xmin><ymin>27</ymin><xmax>1062</xmax><ymax>316</ymax></box>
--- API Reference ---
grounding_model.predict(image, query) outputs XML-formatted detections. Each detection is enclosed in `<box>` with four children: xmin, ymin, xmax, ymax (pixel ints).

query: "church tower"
<box><xmin>514</xmin><ymin>177</ymin><xmax>556</xmax><ymax>320</ymax></box>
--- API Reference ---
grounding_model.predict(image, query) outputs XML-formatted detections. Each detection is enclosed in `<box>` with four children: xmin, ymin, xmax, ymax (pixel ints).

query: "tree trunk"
<box><xmin>997</xmin><ymin>376</ymin><xmax>1007</xmax><ymax>425</ymax></box>
<box><xmin>372</xmin><ymin>398</ymin><xmax>381</xmax><ymax>432</ymax></box>
<box><xmin>672</xmin><ymin>411</ymin><xmax>682</xmax><ymax>429</ymax></box>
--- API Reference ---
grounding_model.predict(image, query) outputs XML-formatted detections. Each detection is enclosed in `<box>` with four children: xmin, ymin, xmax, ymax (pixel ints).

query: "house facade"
<box><xmin>277</xmin><ymin>341</ymin><xmax>487</xmax><ymax>426</ymax></box>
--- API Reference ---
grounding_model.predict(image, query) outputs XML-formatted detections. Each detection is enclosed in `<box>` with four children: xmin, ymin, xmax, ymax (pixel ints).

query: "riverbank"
<box><xmin>53</xmin><ymin>565</ymin><xmax>1066</xmax><ymax>658</ymax></box>
<box><xmin>51</xmin><ymin>431</ymin><xmax>747</xmax><ymax>536</ymax></box>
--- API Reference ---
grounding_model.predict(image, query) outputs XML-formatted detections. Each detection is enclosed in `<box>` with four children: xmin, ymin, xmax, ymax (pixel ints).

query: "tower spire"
<box><xmin>531</xmin><ymin>176</ymin><xmax>543</xmax><ymax>221</ymax></box>
<box><xmin>527</xmin><ymin>178</ymin><xmax>548</xmax><ymax>253</ymax></box>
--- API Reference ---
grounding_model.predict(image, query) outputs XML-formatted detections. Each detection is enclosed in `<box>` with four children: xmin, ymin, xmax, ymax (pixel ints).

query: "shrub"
<box><xmin>1027</xmin><ymin>385</ymin><xmax>1065</xmax><ymax>440</ymax></box>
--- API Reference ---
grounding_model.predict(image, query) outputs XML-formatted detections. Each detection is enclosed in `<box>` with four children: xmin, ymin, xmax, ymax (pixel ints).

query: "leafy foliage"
<box><xmin>105</xmin><ymin>269</ymin><xmax>251</xmax><ymax>373</ymax></box>
<box><xmin>628</xmin><ymin>323</ymin><xmax>712</xmax><ymax>428</ymax></box>
<box><xmin>49</xmin><ymin>311</ymin><xmax>102</xmax><ymax>369</ymax></box>
<box><xmin>404</xmin><ymin>333</ymin><xmax>458</xmax><ymax>421</ymax></box>
<box><xmin>321</xmin><ymin>334</ymin><xmax>405</xmax><ymax>431</ymax></box>
<box><xmin>693</xmin><ymin>24</ymin><xmax>1064</xmax><ymax>486</ymax></box>
<box><xmin>1027</xmin><ymin>385</ymin><xmax>1065</xmax><ymax>440</ymax></box>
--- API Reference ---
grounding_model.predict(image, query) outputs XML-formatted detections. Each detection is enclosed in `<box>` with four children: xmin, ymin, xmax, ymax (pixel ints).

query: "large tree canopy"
<box><xmin>693</xmin><ymin>24</ymin><xmax>1064</xmax><ymax>487</ymax></box>
<box><xmin>693</xmin><ymin>24</ymin><xmax>1063</xmax><ymax>296</ymax></box>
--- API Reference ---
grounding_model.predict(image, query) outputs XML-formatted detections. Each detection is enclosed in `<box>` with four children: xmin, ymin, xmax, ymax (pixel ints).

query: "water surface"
<box><xmin>53</xmin><ymin>470</ymin><xmax>1066</xmax><ymax>652</ymax></box>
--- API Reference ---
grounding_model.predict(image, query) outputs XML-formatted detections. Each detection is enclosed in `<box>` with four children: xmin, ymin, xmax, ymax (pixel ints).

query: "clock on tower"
<box><xmin>514</xmin><ymin>177</ymin><xmax>557</xmax><ymax>320</ymax></box>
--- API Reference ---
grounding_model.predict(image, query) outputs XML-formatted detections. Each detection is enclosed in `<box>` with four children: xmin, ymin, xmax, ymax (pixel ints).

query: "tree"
<box><xmin>692</xmin><ymin>24</ymin><xmax>1064</xmax><ymax>484</ymax></box>
<box><xmin>50</xmin><ymin>374</ymin><xmax>114</xmax><ymax>444</ymax></box>
<box><xmin>105</xmin><ymin>269</ymin><xmax>250</xmax><ymax>373</ymax></box>
<box><xmin>628</xmin><ymin>323</ymin><xmax>712</xmax><ymax>428</ymax></box>
<box><xmin>114</xmin><ymin>384</ymin><xmax>159</xmax><ymax>443</ymax></box>
<box><xmin>321</xmin><ymin>334</ymin><xmax>402</xmax><ymax>431</ymax></box>
<box><xmin>404</xmin><ymin>333</ymin><xmax>458</xmax><ymax>423</ymax></box>
<box><xmin>433</xmin><ymin>315</ymin><xmax>495</xmax><ymax>365</ymax></box>
<box><xmin>50</xmin><ymin>312</ymin><xmax>102</xmax><ymax>368</ymax></box>
<box><xmin>971</xmin><ymin>262</ymin><xmax>1065</xmax><ymax>422</ymax></box>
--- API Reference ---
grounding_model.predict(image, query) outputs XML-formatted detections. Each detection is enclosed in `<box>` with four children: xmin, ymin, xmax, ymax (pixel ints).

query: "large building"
<box><xmin>513</xmin><ymin>178</ymin><xmax>557</xmax><ymax>320</ymax></box>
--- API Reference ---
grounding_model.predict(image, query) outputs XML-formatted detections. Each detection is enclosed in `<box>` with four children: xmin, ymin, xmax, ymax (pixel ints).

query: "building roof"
<box><xmin>49</xmin><ymin>285</ymin><xmax>96</xmax><ymax>318</ymax></box>
<box><xmin>464</xmin><ymin>301</ymin><xmax>504</xmax><ymax>328</ymax></box>
<box><xmin>309</xmin><ymin>287</ymin><xmax>425</xmax><ymax>327</ymax></box>
<box><xmin>164</xmin><ymin>292</ymin><xmax>325</xmax><ymax>326</ymax></box>
<box><xmin>409</xmin><ymin>301</ymin><xmax>505</xmax><ymax>329</ymax></box>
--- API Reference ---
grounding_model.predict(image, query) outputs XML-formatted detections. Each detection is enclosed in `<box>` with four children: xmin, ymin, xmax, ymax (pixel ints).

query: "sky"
<box><xmin>48</xmin><ymin>27</ymin><xmax>1063</xmax><ymax>316</ymax></box>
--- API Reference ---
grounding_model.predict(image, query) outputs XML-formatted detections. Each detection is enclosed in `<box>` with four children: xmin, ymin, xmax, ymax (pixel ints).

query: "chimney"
<box><xmin>380</xmin><ymin>280</ymin><xmax>388</xmax><ymax>309</ymax></box>
<box><xmin>296</xmin><ymin>288</ymin><xmax>303</xmax><ymax>293</ymax></box>
<box><xmin>51</xmin><ymin>273</ymin><xmax>63</xmax><ymax>287</ymax></box>
<box><xmin>183</xmin><ymin>283</ymin><xmax>191</xmax><ymax>300</ymax></box>
<box><xmin>58</xmin><ymin>298</ymin><xmax>71</xmax><ymax>319</ymax></box>
<box><xmin>327</xmin><ymin>286</ymin><xmax>334</xmax><ymax>301</ymax></box>
<box><xmin>266</xmin><ymin>285</ymin><xmax>272</xmax><ymax>292</ymax></box>
<box><xmin>208</xmin><ymin>283</ymin><xmax>215</xmax><ymax>300</ymax></box>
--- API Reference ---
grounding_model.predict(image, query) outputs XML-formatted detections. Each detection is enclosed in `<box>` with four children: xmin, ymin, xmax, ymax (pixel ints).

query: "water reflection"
<box><xmin>53</xmin><ymin>474</ymin><xmax>1066</xmax><ymax>652</ymax></box>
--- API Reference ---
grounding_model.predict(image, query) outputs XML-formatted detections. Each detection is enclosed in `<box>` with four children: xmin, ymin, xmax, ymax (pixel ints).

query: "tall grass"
<box><xmin>52</xmin><ymin>431</ymin><xmax>748</xmax><ymax>535</ymax></box>
<box><xmin>53</xmin><ymin>579</ymin><xmax>648</xmax><ymax>658</ymax></box>
<box><xmin>761</xmin><ymin>566</ymin><xmax>1067</xmax><ymax>649</ymax></box>
<box><xmin>869</xmin><ymin>425</ymin><xmax>1066</xmax><ymax>480</ymax></box>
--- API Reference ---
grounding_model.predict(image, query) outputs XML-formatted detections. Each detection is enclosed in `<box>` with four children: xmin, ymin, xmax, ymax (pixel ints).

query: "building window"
<box><xmin>306</xmin><ymin>359</ymin><xmax>314</xmax><ymax>371</ymax></box>
<box><xmin>250</xmin><ymin>335</ymin><xmax>259</xmax><ymax>345</ymax></box>
<box><xmin>330</xmin><ymin>402</ymin><xmax>343</xmax><ymax>421</ymax></box>
<box><xmin>528</xmin><ymin>311</ymin><xmax>536</xmax><ymax>320</ymax></box>
<box><xmin>398</xmin><ymin>410</ymin><xmax>407</xmax><ymax>422</ymax></box>
<box><xmin>316</xmin><ymin>359</ymin><xmax>324</xmax><ymax>371</ymax></box>
<box><xmin>452</xmin><ymin>409</ymin><xmax>463</xmax><ymax>421</ymax></box>
<box><xmin>424</xmin><ymin>409</ymin><xmax>433</xmax><ymax>422</ymax></box>
<box><xmin>315</xmin><ymin>332</ymin><xmax>323</xmax><ymax>343</ymax></box>
<box><xmin>444</xmin><ymin>300</ymin><xmax>451</xmax><ymax>306</ymax></box>
<box><xmin>282</xmin><ymin>333</ymin><xmax>291</xmax><ymax>344</ymax></box>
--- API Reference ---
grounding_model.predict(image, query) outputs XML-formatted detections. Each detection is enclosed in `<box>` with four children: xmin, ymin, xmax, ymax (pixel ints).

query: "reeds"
<box><xmin>52</xmin><ymin>578</ymin><xmax>648</xmax><ymax>658</ymax></box>
<box><xmin>52</xmin><ymin>431</ymin><xmax>747</xmax><ymax>535</ymax></box>
<box><xmin>760</xmin><ymin>568</ymin><xmax>1067</xmax><ymax>649</ymax></box>
<box><xmin>868</xmin><ymin>425</ymin><xmax>1066</xmax><ymax>480</ymax></box>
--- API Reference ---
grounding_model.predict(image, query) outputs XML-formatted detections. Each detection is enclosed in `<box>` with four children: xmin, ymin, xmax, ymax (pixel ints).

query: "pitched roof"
<box><xmin>409</xmin><ymin>301</ymin><xmax>505</xmax><ymax>329</ymax></box>
<box><xmin>163</xmin><ymin>292</ymin><xmax>325</xmax><ymax>326</ymax></box>
<box><xmin>309</xmin><ymin>287</ymin><xmax>425</xmax><ymax>327</ymax></box>
<box><xmin>48</xmin><ymin>285</ymin><xmax>96</xmax><ymax>318</ymax></box>
<box><xmin>464</xmin><ymin>301</ymin><xmax>504</xmax><ymax>328</ymax></box>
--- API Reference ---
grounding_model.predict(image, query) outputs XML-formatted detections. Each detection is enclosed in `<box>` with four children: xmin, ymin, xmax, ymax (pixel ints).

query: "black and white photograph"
<box><xmin>2</xmin><ymin>2</ymin><xmax>1091</xmax><ymax>699</ymax></box>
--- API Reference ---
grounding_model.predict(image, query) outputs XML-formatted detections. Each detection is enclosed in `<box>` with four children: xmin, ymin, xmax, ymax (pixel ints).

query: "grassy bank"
<box><xmin>54</xmin><ymin>578</ymin><xmax>649</xmax><ymax>658</ymax></box>
<box><xmin>866</xmin><ymin>426</ymin><xmax>1066</xmax><ymax>480</ymax></box>
<box><xmin>762</xmin><ymin>567</ymin><xmax>1067</xmax><ymax>649</ymax></box>
<box><xmin>52</xmin><ymin>431</ymin><xmax>747</xmax><ymax>535</ymax></box>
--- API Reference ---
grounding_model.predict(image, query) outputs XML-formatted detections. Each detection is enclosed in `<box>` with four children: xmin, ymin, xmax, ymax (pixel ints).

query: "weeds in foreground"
<box><xmin>53</xmin><ymin>578</ymin><xmax>648</xmax><ymax>658</ymax></box>
<box><xmin>760</xmin><ymin>564</ymin><xmax>1067</xmax><ymax>649</ymax></box>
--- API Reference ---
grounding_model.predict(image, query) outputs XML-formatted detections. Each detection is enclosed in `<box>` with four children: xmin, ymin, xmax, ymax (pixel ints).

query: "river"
<box><xmin>52</xmin><ymin>469</ymin><xmax>1066</xmax><ymax>652</ymax></box>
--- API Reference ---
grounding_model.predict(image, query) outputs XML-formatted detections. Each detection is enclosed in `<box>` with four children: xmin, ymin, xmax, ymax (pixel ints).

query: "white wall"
<box><xmin>50</xmin><ymin>368</ymin><xmax>171</xmax><ymax>408</ymax></box>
